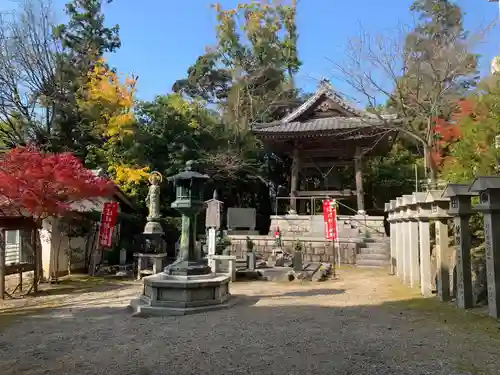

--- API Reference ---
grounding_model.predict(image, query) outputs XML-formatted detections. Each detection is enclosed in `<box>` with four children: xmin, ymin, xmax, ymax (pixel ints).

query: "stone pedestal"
<box><xmin>130</xmin><ymin>273</ymin><xmax>234</xmax><ymax>316</ymax></box>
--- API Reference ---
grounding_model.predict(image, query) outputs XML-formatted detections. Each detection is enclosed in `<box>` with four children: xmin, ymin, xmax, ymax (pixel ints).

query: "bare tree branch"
<box><xmin>0</xmin><ymin>0</ymin><xmax>61</xmax><ymax>146</ymax></box>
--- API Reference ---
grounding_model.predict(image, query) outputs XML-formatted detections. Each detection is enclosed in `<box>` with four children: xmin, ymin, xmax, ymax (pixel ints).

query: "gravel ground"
<box><xmin>1</xmin><ymin>267</ymin><xmax>499</xmax><ymax>375</ymax></box>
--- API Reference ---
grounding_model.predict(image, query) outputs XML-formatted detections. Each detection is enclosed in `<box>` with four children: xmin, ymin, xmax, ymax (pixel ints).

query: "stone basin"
<box><xmin>129</xmin><ymin>272</ymin><xmax>236</xmax><ymax>317</ymax></box>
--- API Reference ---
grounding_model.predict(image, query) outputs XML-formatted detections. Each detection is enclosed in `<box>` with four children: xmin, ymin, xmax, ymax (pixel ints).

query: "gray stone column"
<box><xmin>354</xmin><ymin>147</ymin><xmax>365</xmax><ymax>215</ymax></box>
<box><xmin>414</xmin><ymin>192</ymin><xmax>432</xmax><ymax>296</ymax></box>
<box><xmin>470</xmin><ymin>177</ymin><xmax>500</xmax><ymax>318</ymax></box>
<box><xmin>399</xmin><ymin>197</ymin><xmax>411</xmax><ymax>285</ymax></box>
<box><xmin>395</xmin><ymin>197</ymin><xmax>405</xmax><ymax>281</ymax></box>
<box><xmin>443</xmin><ymin>184</ymin><xmax>475</xmax><ymax>309</ymax></box>
<box><xmin>427</xmin><ymin>191</ymin><xmax>451</xmax><ymax>302</ymax></box>
<box><xmin>404</xmin><ymin>195</ymin><xmax>420</xmax><ymax>288</ymax></box>
<box><xmin>387</xmin><ymin>200</ymin><xmax>397</xmax><ymax>275</ymax></box>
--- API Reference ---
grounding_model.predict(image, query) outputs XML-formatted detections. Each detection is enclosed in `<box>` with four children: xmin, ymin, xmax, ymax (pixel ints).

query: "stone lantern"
<box><xmin>442</xmin><ymin>184</ymin><xmax>476</xmax><ymax>309</ymax></box>
<box><xmin>425</xmin><ymin>190</ymin><xmax>451</xmax><ymax>302</ymax></box>
<box><xmin>412</xmin><ymin>192</ymin><xmax>432</xmax><ymax>296</ymax></box>
<box><xmin>130</xmin><ymin>161</ymin><xmax>234</xmax><ymax>316</ymax></box>
<box><xmin>469</xmin><ymin>176</ymin><xmax>500</xmax><ymax>318</ymax></box>
<box><xmin>165</xmin><ymin>160</ymin><xmax>211</xmax><ymax>276</ymax></box>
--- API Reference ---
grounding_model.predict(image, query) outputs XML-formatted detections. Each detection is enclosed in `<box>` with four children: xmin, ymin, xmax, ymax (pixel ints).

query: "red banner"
<box><xmin>98</xmin><ymin>201</ymin><xmax>119</xmax><ymax>248</ymax></box>
<box><xmin>322</xmin><ymin>199</ymin><xmax>338</xmax><ymax>241</ymax></box>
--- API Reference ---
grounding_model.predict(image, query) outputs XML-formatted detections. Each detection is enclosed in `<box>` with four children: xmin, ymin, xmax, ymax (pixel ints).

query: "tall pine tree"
<box><xmin>50</xmin><ymin>0</ymin><xmax>121</xmax><ymax>162</ymax></box>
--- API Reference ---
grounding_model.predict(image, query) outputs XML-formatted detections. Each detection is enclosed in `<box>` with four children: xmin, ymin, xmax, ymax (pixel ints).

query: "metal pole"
<box><xmin>415</xmin><ymin>164</ymin><xmax>418</xmax><ymax>192</ymax></box>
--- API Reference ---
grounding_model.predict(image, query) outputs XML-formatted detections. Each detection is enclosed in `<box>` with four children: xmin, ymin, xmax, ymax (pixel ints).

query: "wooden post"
<box><xmin>354</xmin><ymin>147</ymin><xmax>365</xmax><ymax>215</ymax></box>
<box><xmin>0</xmin><ymin>228</ymin><xmax>5</xmax><ymax>300</ymax></box>
<box><xmin>290</xmin><ymin>146</ymin><xmax>300</xmax><ymax>214</ymax></box>
<box><xmin>33</xmin><ymin>228</ymin><xmax>39</xmax><ymax>293</ymax></box>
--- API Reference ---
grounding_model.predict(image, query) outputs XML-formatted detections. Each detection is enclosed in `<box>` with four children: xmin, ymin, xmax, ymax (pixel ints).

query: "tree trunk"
<box><xmin>424</xmin><ymin>144</ymin><xmax>438</xmax><ymax>190</ymax></box>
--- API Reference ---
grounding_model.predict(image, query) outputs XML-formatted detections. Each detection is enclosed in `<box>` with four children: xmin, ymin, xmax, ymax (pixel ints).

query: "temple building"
<box><xmin>252</xmin><ymin>79</ymin><xmax>398</xmax><ymax>235</ymax></box>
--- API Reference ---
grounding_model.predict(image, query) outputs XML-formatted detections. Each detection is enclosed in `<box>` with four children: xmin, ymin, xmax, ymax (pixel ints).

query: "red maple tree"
<box><xmin>430</xmin><ymin>99</ymin><xmax>472</xmax><ymax>167</ymax></box>
<box><xmin>0</xmin><ymin>146</ymin><xmax>115</xmax><ymax>221</ymax></box>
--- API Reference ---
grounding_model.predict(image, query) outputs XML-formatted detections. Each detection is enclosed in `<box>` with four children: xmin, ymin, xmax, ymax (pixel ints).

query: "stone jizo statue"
<box><xmin>146</xmin><ymin>171</ymin><xmax>163</xmax><ymax>221</ymax></box>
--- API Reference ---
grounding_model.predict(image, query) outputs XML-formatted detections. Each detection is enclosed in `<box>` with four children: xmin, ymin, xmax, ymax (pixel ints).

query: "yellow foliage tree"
<box><xmin>78</xmin><ymin>59</ymin><xmax>149</xmax><ymax>195</ymax></box>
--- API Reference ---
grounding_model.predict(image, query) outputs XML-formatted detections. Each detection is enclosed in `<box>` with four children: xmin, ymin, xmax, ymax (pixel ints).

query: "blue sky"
<box><xmin>2</xmin><ymin>0</ymin><xmax>500</xmax><ymax>104</ymax></box>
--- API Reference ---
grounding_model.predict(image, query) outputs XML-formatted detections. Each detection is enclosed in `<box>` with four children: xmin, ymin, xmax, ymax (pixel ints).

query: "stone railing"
<box><xmin>385</xmin><ymin>177</ymin><xmax>500</xmax><ymax>320</ymax></box>
<box><xmin>226</xmin><ymin>234</ymin><xmax>362</xmax><ymax>265</ymax></box>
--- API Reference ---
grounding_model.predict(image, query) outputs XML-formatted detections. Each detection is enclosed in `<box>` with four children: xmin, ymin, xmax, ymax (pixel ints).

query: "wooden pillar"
<box><xmin>354</xmin><ymin>148</ymin><xmax>365</xmax><ymax>215</ymax></box>
<box><xmin>289</xmin><ymin>146</ymin><xmax>300</xmax><ymax>214</ymax></box>
<box><xmin>0</xmin><ymin>228</ymin><xmax>4</xmax><ymax>300</ymax></box>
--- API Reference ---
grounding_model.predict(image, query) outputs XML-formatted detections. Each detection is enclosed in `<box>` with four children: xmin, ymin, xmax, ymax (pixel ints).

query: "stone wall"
<box><xmin>227</xmin><ymin>234</ymin><xmax>360</xmax><ymax>265</ymax></box>
<box><xmin>269</xmin><ymin>214</ymin><xmax>386</xmax><ymax>238</ymax></box>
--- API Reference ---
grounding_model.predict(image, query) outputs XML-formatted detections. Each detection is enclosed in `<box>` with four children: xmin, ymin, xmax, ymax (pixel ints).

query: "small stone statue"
<box><xmin>146</xmin><ymin>171</ymin><xmax>163</xmax><ymax>221</ymax></box>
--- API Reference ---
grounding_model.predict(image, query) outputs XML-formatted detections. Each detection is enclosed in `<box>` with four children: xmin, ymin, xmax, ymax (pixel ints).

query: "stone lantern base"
<box><xmin>129</xmin><ymin>273</ymin><xmax>236</xmax><ymax>316</ymax></box>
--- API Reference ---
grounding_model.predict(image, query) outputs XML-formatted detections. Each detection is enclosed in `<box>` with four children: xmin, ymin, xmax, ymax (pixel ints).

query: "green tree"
<box><xmin>50</xmin><ymin>0</ymin><xmax>121</xmax><ymax>159</ymax></box>
<box><xmin>174</xmin><ymin>0</ymin><xmax>301</xmax><ymax>129</ymax></box>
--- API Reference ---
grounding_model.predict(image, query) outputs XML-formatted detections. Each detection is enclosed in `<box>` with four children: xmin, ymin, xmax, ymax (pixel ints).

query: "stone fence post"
<box><xmin>413</xmin><ymin>192</ymin><xmax>432</xmax><ymax>296</ymax></box>
<box><xmin>404</xmin><ymin>195</ymin><xmax>420</xmax><ymax>288</ymax></box>
<box><xmin>395</xmin><ymin>197</ymin><xmax>405</xmax><ymax>281</ymax></box>
<box><xmin>386</xmin><ymin>200</ymin><xmax>397</xmax><ymax>275</ymax></box>
<box><xmin>469</xmin><ymin>177</ymin><xmax>500</xmax><ymax>318</ymax></box>
<box><xmin>442</xmin><ymin>184</ymin><xmax>476</xmax><ymax>310</ymax></box>
<box><xmin>426</xmin><ymin>190</ymin><xmax>451</xmax><ymax>302</ymax></box>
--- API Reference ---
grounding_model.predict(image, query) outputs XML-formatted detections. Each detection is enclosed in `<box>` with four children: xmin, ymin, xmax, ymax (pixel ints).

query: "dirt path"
<box><xmin>1</xmin><ymin>267</ymin><xmax>499</xmax><ymax>375</ymax></box>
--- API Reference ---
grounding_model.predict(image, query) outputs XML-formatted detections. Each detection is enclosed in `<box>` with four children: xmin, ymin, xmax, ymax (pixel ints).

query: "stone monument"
<box><xmin>130</xmin><ymin>161</ymin><xmax>235</xmax><ymax>316</ymax></box>
<box><xmin>134</xmin><ymin>171</ymin><xmax>168</xmax><ymax>279</ymax></box>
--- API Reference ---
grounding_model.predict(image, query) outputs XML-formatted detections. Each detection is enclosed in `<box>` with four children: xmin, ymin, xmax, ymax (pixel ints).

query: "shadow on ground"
<box><xmin>1</xmin><ymin>291</ymin><xmax>499</xmax><ymax>375</ymax></box>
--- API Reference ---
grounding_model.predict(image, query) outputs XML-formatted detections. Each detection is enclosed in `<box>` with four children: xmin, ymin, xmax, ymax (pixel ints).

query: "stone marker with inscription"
<box><xmin>442</xmin><ymin>184</ymin><xmax>476</xmax><ymax>309</ymax></box>
<box><xmin>426</xmin><ymin>190</ymin><xmax>451</xmax><ymax>302</ymax></box>
<box><xmin>469</xmin><ymin>176</ymin><xmax>500</xmax><ymax>318</ymax></box>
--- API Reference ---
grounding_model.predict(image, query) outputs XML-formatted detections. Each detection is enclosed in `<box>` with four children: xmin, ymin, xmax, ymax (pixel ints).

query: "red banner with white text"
<box><xmin>322</xmin><ymin>199</ymin><xmax>338</xmax><ymax>241</ymax></box>
<box><xmin>98</xmin><ymin>201</ymin><xmax>119</xmax><ymax>248</ymax></box>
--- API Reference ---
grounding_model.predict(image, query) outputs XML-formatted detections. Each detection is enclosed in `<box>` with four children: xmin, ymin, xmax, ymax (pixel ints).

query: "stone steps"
<box><xmin>357</xmin><ymin>253</ymin><xmax>390</xmax><ymax>261</ymax></box>
<box><xmin>357</xmin><ymin>237</ymin><xmax>390</xmax><ymax>268</ymax></box>
<box><xmin>358</xmin><ymin>247</ymin><xmax>389</xmax><ymax>255</ymax></box>
<box><xmin>356</xmin><ymin>258</ymin><xmax>389</xmax><ymax>268</ymax></box>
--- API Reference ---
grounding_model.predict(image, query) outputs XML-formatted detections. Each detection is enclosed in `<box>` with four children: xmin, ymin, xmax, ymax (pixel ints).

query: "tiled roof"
<box><xmin>280</xmin><ymin>79</ymin><xmax>375</xmax><ymax>123</ymax></box>
<box><xmin>253</xmin><ymin>117</ymin><xmax>388</xmax><ymax>134</ymax></box>
<box><xmin>0</xmin><ymin>195</ymin><xmax>25</xmax><ymax>217</ymax></box>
